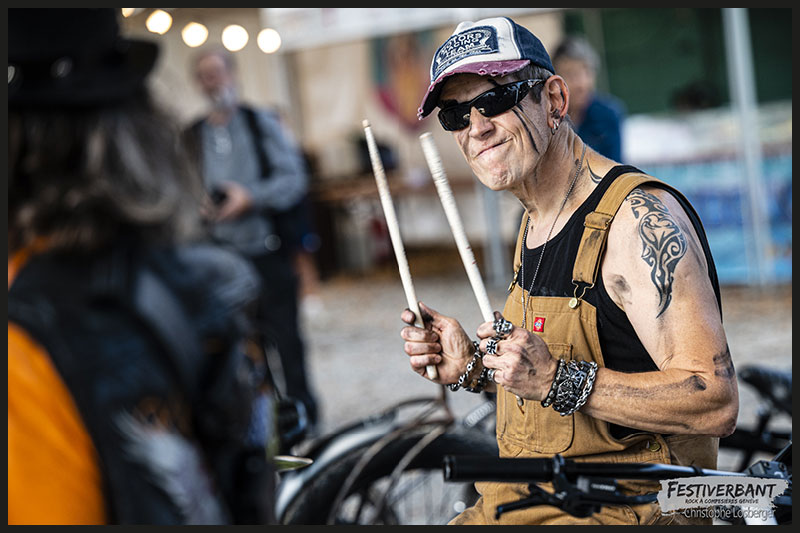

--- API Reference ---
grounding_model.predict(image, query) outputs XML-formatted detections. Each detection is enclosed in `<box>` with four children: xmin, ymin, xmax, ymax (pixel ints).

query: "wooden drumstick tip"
<box><xmin>362</xmin><ymin>119</ymin><xmax>371</xmax><ymax>129</ymax></box>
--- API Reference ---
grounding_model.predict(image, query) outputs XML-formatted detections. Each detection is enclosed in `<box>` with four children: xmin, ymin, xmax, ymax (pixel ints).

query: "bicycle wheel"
<box><xmin>281</xmin><ymin>427</ymin><xmax>498</xmax><ymax>525</ymax></box>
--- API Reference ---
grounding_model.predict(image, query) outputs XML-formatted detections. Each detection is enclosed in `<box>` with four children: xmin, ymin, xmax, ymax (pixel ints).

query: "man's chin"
<box><xmin>473</xmin><ymin>170</ymin><xmax>511</xmax><ymax>192</ymax></box>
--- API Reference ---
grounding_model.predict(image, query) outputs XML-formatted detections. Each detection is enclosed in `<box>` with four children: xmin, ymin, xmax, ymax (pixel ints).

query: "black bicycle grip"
<box><xmin>443</xmin><ymin>455</ymin><xmax>553</xmax><ymax>483</ymax></box>
<box><xmin>444</xmin><ymin>454</ymin><xmax>746</xmax><ymax>483</ymax></box>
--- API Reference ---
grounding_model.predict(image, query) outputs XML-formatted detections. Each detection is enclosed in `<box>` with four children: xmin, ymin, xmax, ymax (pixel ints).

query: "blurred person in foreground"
<box><xmin>187</xmin><ymin>49</ymin><xmax>319</xmax><ymax>430</ymax></box>
<box><xmin>9</xmin><ymin>8</ymin><xmax>275</xmax><ymax>524</ymax></box>
<box><xmin>400</xmin><ymin>17</ymin><xmax>737</xmax><ymax>525</ymax></box>
<box><xmin>552</xmin><ymin>35</ymin><xmax>625</xmax><ymax>162</ymax></box>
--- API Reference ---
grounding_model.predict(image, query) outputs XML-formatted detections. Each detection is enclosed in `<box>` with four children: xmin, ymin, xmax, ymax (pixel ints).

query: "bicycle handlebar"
<box><xmin>443</xmin><ymin>454</ymin><xmax>745</xmax><ymax>484</ymax></box>
<box><xmin>443</xmin><ymin>444</ymin><xmax>791</xmax><ymax>523</ymax></box>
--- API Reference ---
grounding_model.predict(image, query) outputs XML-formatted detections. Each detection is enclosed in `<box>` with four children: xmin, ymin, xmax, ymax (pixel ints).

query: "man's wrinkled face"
<box><xmin>195</xmin><ymin>54</ymin><xmax>236</xmax><ymax>108</ymax></box>
<box><xmin>439</xmin><ymin>73</ymin><xmax>549</xmax><ymax>192</ymax></box>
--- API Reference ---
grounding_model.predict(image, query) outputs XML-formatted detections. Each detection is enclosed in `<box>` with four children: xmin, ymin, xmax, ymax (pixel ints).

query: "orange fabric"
<box><xmin>8</xmin><ymin>250</ymin><xmax>107</xmax><ymax>525</ymax></box>
<box><xmin>8</xmin><ymin>238</ymin><xmax>51</xmax><ymax>289</ymax></box>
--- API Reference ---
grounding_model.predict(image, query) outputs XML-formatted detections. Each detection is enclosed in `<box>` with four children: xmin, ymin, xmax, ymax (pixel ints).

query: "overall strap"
<box><xmin>571</xmin><ymin>173</ymin><xmax>667</xmax><ymax>303</ymax></box>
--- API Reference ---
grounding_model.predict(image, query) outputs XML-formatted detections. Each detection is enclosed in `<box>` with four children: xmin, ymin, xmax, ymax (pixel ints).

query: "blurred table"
<box><xmin>308</xmin><ymin>172</ymin><xmax>475</xmax><ymax>277</ymax></box>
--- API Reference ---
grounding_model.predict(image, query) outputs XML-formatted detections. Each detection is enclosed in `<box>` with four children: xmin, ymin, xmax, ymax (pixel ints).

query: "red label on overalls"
<box><xmin>533</xmin><ymin>317</ymin><xmax>545</xmax><ymax>332</ymax></box>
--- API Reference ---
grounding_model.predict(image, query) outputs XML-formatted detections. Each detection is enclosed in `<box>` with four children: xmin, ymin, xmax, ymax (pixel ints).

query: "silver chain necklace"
<box><xmin>520</xmin><ymin>144</ymin><xmax>586</xmax><ymax>328</ymax></box>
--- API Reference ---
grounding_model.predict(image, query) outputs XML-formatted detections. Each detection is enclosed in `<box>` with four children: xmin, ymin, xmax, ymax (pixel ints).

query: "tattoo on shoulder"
<box><xmin>628</xmin><ymin>188</ymin><xmax>687</xmax><ymax>317</ymax></box>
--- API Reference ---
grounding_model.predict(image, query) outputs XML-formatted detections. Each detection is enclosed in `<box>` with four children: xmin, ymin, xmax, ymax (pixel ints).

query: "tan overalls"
<box><xmin>451</xmin><ymin>173</ymin><xmax>718</xmax><ymax>525</ymax></box>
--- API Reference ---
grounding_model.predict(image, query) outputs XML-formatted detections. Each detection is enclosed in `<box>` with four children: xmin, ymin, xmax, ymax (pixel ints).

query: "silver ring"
<box><xmin>486</xmin><ymin>338</ymin><xmax>498</xmax><ymax>355</ymax></box>
<box><xmin>487</xmin><ymin>368</ymin><xmax>498</xmax><ymax>384</ymax></box>
<box><xmin>493</xmin><ymin>318</ymin><xmax>513</xmax><ymax>339</ymax></box>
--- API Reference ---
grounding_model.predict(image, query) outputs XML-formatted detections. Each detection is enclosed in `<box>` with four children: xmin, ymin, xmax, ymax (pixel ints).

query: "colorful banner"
<box><xmin>371</xmin><ymin>31</ymin><xmax>435</xmax><ymax>131</ymax></box>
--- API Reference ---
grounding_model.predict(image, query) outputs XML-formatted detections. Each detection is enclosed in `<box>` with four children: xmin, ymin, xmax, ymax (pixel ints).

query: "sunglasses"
<box><xmin>437</xmin><ymin>78</ymin><xmax>545</xmax><ymax>132</ymax></box>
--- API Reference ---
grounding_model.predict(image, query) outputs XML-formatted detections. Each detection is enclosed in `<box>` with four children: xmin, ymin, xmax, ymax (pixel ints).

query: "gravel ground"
<box><xmin>294</xmin><ymin>260</ymin><xmax>792</xmax><ymax>473</ymax></box>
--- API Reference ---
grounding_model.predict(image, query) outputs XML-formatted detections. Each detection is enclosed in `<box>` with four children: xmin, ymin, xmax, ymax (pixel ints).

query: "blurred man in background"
<box><xmin>188</xmin><ymin>49</ymin><xmax>320</xmax><ymax>430</ymax></box>
<box><xmin>9</xmin><ymin>8</ymin><xmax>275</xmax><ymax>524</ymax></box>
<box><xmin>552</xmin><ymin>35</ymin><xmax>625</xmax><ymax>162</ymax></box>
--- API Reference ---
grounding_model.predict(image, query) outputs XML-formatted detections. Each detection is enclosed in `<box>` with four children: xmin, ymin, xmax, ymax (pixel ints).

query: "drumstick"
<box><xmin>419</xmin><ymin>132</ymin><xmax>493</xmax><ymax>323</ymax></box>
<box><xmin>363</xmin><ymin>120</ymin><xmax>437</xmax><ymax>380</ymax></box>
<box><xmin>421</xmin><ymin>132</ymin><xmax>524</xmax><ymax>407</ymax></box>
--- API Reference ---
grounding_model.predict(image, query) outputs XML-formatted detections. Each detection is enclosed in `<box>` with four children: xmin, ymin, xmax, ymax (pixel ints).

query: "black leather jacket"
<box><xmin>8</xmin><ymin>237</ymin><xmax>275</xmax><ymax>524</ymax></box>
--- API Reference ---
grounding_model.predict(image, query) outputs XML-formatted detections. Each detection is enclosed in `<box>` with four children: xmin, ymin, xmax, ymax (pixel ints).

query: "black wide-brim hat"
<box><xmin>9</xmin><ymin>8</ymin><xmax>159</xmax><ymax>108</ymax></box>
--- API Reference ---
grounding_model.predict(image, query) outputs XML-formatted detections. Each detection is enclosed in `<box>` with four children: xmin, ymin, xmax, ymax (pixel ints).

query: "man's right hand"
<box><xmin>400</xmin><ymin>302</ymin><xmax>472</xmax><ymax>384</ymax></box>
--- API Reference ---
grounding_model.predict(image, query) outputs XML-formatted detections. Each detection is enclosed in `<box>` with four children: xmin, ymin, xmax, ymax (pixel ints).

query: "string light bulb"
<box><xmin>221</xmin><ymin>24</ymin><xmax>249</xmax><ymax>52</ymax></box>
<box><xmin>182</xmin><ymin>22</ymin><xmax>209</xmax><ymax>47</ymax></box>
<box><xmin>145</xmin><ymin>9</ymin><xmax>172</xmax><ymax>35</ymax></box>
<box><xmin>257</xmin><ymin>28</ymin><xmax>282</xmax><ymax>54</ymax></box>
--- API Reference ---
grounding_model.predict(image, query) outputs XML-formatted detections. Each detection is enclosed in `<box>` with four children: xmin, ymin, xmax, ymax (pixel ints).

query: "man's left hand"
<box><xmin>477</xmin><ymin>316</ymin><xmax>558</xmax><ymax>401</ymax></box>
<box><xmin>215</xmin><ymin>181</ymin><xmax>253</xmax><ymax>221</ymax></box>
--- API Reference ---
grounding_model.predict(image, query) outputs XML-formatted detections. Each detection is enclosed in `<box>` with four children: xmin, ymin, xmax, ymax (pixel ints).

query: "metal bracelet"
<box><xmin>552</xmin><ymin>360</ymin><xmax>598</xmax><ymax>416</ymax></box>
<box><xmin>552</xmin><ymin>360</ymin><xmax>587</xmax><ymax>415</ymax></box>
<box><xmin>449</xmin><ymin>341</ymin><xmax>484</xmax><ymax>393</ymax></box>
<box><xmin>540</xmin><ymin>358</ymin><xmax>567</xmax><ymax>408</ymax></box>
<box><xmin>571</xmin><ymin>361</ymin><xmax>598</xmax><ymax>413</ymax></box>
<box><xmin>463</xmin><ymin>342</ymin><xmax>489</xmax><ymax>393</ymax></box>
<box><xmin>463</xmin><ymin>364</ymin><xmax>489</xmax><ymax>393</ymax></box>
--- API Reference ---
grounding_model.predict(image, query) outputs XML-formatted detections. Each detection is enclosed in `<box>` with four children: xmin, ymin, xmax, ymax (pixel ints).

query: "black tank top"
<box><xmin>516</xmin><ymin>165</ymin><xmax>721</xmax><ymax>436</ymax></box>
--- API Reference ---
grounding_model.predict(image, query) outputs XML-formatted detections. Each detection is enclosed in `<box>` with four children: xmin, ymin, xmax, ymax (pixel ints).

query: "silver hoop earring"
<box><xmin>551</xmin><ymin>119</ymin><xmax>560</xmax><ymax>135</ymax></box>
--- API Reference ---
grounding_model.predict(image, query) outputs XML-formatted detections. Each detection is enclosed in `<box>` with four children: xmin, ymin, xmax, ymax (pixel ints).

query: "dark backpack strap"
<box><xmin>240</xmin><ymin>105</ymin><xmax>272</xmax><ymax>180</ymax></box>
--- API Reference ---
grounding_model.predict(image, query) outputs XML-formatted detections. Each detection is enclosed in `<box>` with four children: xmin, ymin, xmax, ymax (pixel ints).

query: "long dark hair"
<box><xmin>9</xmin><ymin>90</ymin><xmax>207</xmax><ymax>253</ymax></box>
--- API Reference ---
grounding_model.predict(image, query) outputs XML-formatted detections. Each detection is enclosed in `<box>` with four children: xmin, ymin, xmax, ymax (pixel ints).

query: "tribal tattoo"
<box><xmin>628</xmin><ymin>189</ymin><xmax>687</xmax><ymax>317</ymax></box>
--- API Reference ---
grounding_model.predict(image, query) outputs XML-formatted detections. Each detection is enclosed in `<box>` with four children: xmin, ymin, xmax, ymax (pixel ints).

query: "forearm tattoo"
<box><xmin>628</xmin><ymin>189</ymin><xmax>687</xmax><ymax>317</ymax></box>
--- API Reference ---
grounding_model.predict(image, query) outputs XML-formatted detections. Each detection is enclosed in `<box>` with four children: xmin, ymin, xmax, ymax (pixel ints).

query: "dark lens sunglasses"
<box><xmin>437</xmin><ymin>78</ymin><xmax>545</xmax><ymax>132</ymax></box>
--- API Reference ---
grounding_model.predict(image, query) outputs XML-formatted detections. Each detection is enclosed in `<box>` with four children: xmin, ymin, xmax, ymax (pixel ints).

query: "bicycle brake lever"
<box><xmin>495</xmin><ymin>493</ymin><xmax>547</xmax><ymax>519</ymax></box>
<box><xmin>494</xmin><ymin>482</ymin><xmax>602</xmax><ymax>520</ymax></box>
